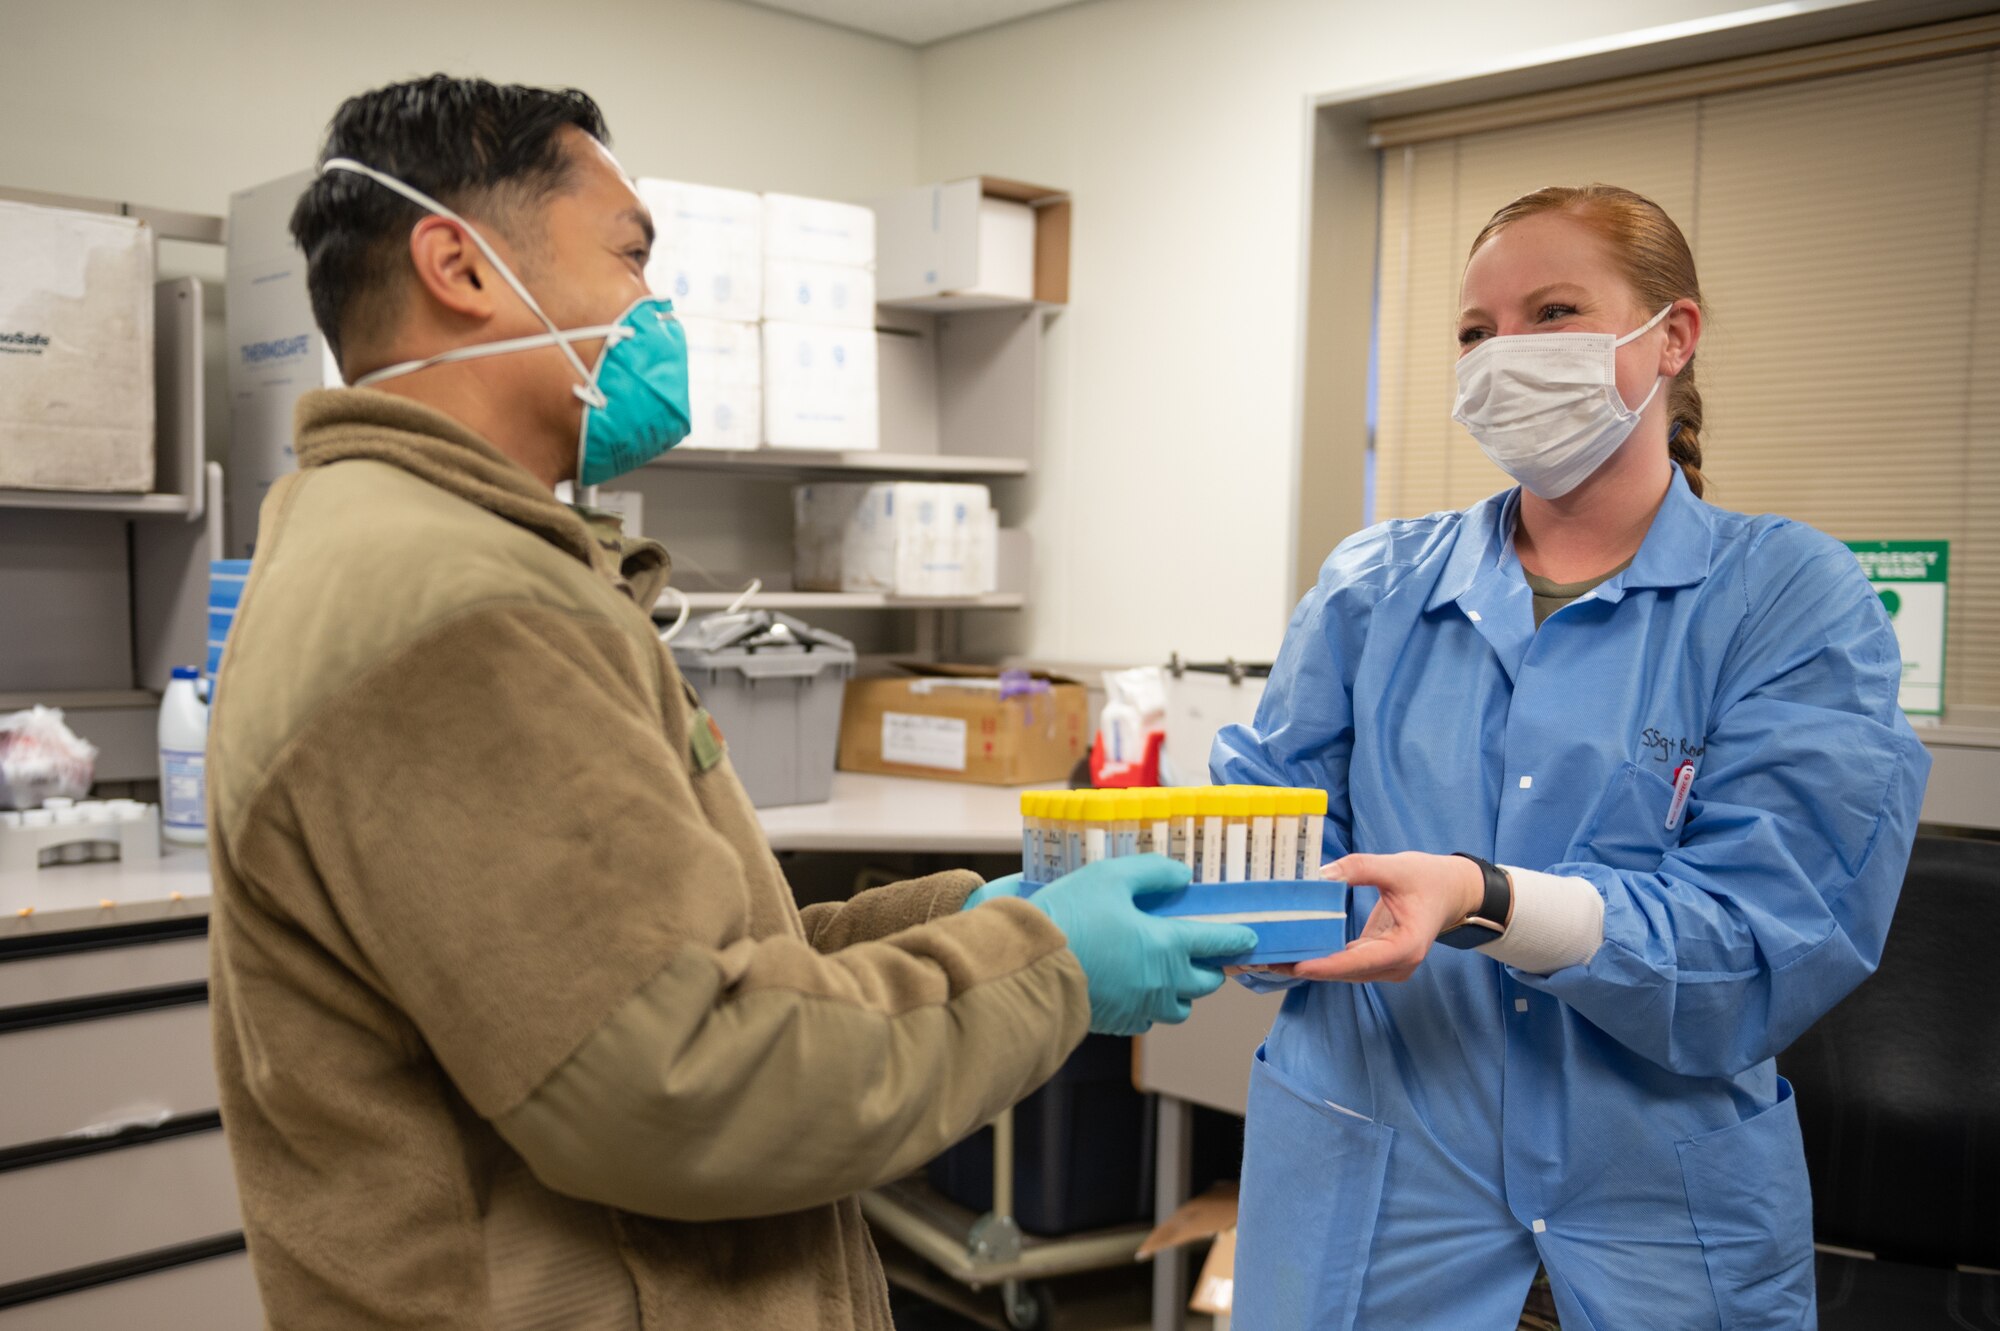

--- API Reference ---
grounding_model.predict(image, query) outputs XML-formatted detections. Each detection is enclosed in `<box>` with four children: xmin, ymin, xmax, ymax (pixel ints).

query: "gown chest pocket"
<box><xmin>1567</xmin><ymin>760</ymin><xmax>1684</xmax><ymax>872</ymax></box>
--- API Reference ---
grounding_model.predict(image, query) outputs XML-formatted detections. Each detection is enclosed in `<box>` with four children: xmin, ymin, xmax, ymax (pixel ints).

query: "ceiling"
<box><xmin>735</xmin><ymin>0</ymin><xmax>1091</xmax><ymax>47</ymax></box>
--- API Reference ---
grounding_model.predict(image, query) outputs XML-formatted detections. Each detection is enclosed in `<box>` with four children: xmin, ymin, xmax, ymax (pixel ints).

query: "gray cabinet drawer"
<box><xmin>0</xmin><ymin>935</ymin><xmax>208</xmax><ymax>1010</ymax></box>
<box><xmin>0</xmin><ymin>1001</ymin><xmax>216</xmax><ymax>1147</ymax></box>
<box><xmin>0</xmin><ymin>1127</ymin><xmax>241</xmax><ymax>1287</ymax></box>
<box><xmin>0</xmin><ymin>1246</ymin><xmax>259</xmax><ymax>1330</ymax></box>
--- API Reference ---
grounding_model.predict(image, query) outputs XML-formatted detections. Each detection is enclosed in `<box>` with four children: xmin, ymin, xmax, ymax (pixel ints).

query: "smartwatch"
<box><xmin>1437</xmin><ymin>853</ymin><xmax>1513</xmax><ymax>950</ymax></box>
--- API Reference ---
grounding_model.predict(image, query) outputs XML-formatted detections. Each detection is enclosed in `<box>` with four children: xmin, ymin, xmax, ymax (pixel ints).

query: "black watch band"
<box><xmin>1437</xmin><ymin>853</ymin><xmax>1513</xmax><ymax>950</ymax></box>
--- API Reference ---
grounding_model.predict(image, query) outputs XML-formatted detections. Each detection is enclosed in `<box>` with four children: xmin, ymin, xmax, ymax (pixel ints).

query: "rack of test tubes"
<box><xmin>1017</xmin><ymin>787</ymin><xmax>1347</xmax><ymax>965</ymax></box>
<box><xmin>0</xmin><ymin>798</ymin><xmax>162</xmax><ymax>873</ymax></box>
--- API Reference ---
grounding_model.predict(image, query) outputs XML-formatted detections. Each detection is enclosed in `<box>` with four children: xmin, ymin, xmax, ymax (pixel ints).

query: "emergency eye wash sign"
<box><xmin>1847</xmin><ymin>540</ymin><xmax>1948</xmax><ymax>717</ymax></box>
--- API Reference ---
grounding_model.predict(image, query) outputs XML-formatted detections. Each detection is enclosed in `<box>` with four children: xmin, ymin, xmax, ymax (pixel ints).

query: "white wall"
<box><xmin>917</xmin><ymin>0</ymin><xmax>1774</xmax><ymax>669</ymax></box>
<box><xmin>0</xmin><ymin>0</ymin><xmax>919</xmax><ymax>215</ymax></box>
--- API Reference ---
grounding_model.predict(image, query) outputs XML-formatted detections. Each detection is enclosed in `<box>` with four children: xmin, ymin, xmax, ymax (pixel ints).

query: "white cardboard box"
<box><xmin>873</xmin><ymin>176</ymin><xmax>1068</xmax><ymax>306</ymax></box>
<box><xmin>637</xmin><ymin>179</ymin><xmax>763</xmax><ymax>323</ymax></box>
<box><xmin>794</xmin><ymin>481</ymin><xmax>997</xmax><ymax>597</ymax></box>
<box><xmin>762</xmin><ymin>321</ymin><xmax>878</xmax><ymax>451</ymax></box>
<box><xmin>678</xmin><ymin>315</ymin><xmax>761</xmax><ymax>388</ymax></box>
<box><xmin>763</xmin><ymin>193</ymin><xmax>875</xmax><ymax>269</ymax></box>
<box><xmin>684</xmin><ymin>381</ymin><xmax>762</xmax><ymax>452</ymax></box>
<box><xmin>762</xmin><ymin>258</ymin><xmax>875</xmax><ymax>329</ymax></box>
<box><xmin>0</xmin><ymin>200</ymin><xmax>155</xmax><ymax>492</ymax></box>
<box><xmin>226</xmin><ymin>169</ymin><xmax>342</xmax><ymax>555</ymax></box>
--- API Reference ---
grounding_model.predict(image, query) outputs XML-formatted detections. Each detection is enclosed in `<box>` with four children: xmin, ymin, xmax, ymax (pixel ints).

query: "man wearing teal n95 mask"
<box><xmin>203</xmin><ymin>74</ymin><xmax>1254</xmax><ymax>1331</ymax></box>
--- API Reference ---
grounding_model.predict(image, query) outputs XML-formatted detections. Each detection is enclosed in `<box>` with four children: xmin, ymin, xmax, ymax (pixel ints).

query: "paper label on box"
<box><xmin>882</xmin><ymin>713</ymin><xmax>967</xmax><ymax>771</ymax></box>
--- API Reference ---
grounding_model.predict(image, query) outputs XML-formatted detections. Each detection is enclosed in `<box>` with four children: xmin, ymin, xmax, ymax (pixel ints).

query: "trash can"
<box><xmin>670</xmin><ymin>610</ymin><xmax>855</xmax><ymax>807</ymax></box>
<box><xmin>927</xmin><ymin>1034</ymin><xmax>1154</xmax><ymax>1236</ymax></box>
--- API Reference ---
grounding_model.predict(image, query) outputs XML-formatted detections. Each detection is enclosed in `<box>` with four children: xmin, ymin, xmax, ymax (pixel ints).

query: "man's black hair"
<box><xmin>289</xmin><ymin>74</ymin><xmax>610</xmax><ymax>365</ymax></box>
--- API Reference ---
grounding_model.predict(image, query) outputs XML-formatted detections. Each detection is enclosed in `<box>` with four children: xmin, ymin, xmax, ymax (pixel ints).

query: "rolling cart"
<box><xmin>864</xmin><ymin>1101</ymin><xmax>1155</xmax><ymax>1330</ymax></box>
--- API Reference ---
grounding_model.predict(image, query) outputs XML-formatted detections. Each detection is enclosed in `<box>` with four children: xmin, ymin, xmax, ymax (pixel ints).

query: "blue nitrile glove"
<box><xmin>1027</xmin><ymin>855</ymin><xmax>1260</xmax><ymax>1036</ymax></box>
<box><xmin>963</xmin><ymin>873</ymin><xmax>1023</xmax><ymax>910</ymax></box>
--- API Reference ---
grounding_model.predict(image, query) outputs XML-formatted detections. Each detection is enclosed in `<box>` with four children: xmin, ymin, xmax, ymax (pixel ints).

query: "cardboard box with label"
<box><xmin>872</xmin><ymin>176</ymin><xmax>1070</xmax><ymax>307</ymax></box>
<box><xmin>0</xmin><ymin>200</ymin><xmax>156</xmax><ymax>492</ymax></box>
<box><xmin>838</xmin><ymin>664</ymin><xmax>1087</xmax><ymax>786</ymax></box>
<box><xmin>227</xmin><ymin>169</ymin><xmax>344</xmax><ymax>554</ymax></box>
<box><xmin>762</xmin><ymin>192</ymin><xmax>875</xmax><ymax>269</ymax></box>
<box><xmin>794</xmin><ymin>481</ymin><xmax>997</xmax><ymax>597</ymax></box>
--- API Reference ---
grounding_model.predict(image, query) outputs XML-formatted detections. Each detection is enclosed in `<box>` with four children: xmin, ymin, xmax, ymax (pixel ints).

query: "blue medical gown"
<box><xmin>1211</xmin><ymin>471</ymin><xmax>1930</xmax><ymax>1331</ymax></box>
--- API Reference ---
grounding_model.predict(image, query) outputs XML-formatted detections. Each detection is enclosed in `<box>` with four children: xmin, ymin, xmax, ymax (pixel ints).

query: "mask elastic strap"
<box><xmin>1614</xmin><ymin>303</ymin><xmax>1674</xmax><ymax>347</ymax></box>
<box><xmin>321</xmin><ymin>157</ymin><xmax>608</xmax><ymax>408</ymax></box>
<box><xmin>352</xmin><ymin>324</ymin><xmax>631</xmax><ymax>389</ymax></box>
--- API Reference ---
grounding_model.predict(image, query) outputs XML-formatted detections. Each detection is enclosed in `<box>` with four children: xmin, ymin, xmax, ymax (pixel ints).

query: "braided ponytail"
<box><xmin>1667</xmin><ymin>365</ymin><xmax>1706</xmax><ymax>499</ymax></box>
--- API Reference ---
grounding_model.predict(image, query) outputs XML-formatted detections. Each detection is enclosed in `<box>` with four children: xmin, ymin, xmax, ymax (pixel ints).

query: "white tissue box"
<box><xmin>637</xmin><ymin>179</ymin><xmax>762</xmax><ymax>323</ymax></box>
<box><xmin>0</xmin><ymin>201</ymin><xmax>155</xmax><ymax>492</ymax></box>
<box><xmin>762</xmin><ymin>258</ymin><xmax>875</xmax><ymax>329</ymax></box>
<box><xmin>761</xmin><ymin>321</ymin><xmax>878</xmax><ymax>451</ymax></box>
<box><xmin>763</xmin><ymin>193</ymin><xmax>875</xmax><ymax>268</ymax></box>
<box><xmin>794</xmin><ymin>481</ymin><xmax>998</xmax><ymax>597</ymax></box>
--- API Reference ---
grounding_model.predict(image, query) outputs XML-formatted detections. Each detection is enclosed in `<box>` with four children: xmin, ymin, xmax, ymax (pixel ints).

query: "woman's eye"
<box><xmin>1539</xmin><ymin>303</ymin><xmax>1579</xmax><ymax>322</ymax></box>
<box><xmin>1457</xmin><ymin>327</ymin><xmax>1488</xmax><ymax>346</ymax></box>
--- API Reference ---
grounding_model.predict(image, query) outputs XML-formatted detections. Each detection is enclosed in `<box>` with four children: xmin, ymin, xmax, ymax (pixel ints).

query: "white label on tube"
<box><xmin>1085</xmin><ymin>827</ymin><xmax>1107</xmax><ymax>863</ymax></box>
<box><xmin>1149</xmin><ymin>820</ymin><xmax>1171</xmax><ymax>858</ymax></box>
<box><xmin>1275</xmin><ymin>816</ymin><xmax>1300</xmax><ymax>879</ymax></box>
<box><xmin>1173</xmin><ymin>817</ymin><xmax>1196</xmax><ymax>871</ymax></box>
<box><xmin>1225</xmin><ymin>824</ymin><xmax>1249</xmax><ymax>882</ymax></box>
<box><xmin>1200</xmin><ymin>817</ymin><xmax>1223</xmax><ymax>884</ymax></box>
<box><xmin>1302</xmin><ymin>814</ymin><xmax>1325</xmax><ymax>878</ymax></box>
<box><xmin>1251</xmin><ymin>819</ymin><xmax>1275</xmax><ymax>881</ymax></box>
<box><xmin>882</xmin><ymin>713</ymin><xmax>967</xmax><ymax>771</ymax></box>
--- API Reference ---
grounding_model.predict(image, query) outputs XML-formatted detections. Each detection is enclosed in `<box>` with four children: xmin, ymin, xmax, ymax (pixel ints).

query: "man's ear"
<box><xmin>407</xmin><ymin>215</ymin><xmax>502</xmax><ymax>323</ymax></box>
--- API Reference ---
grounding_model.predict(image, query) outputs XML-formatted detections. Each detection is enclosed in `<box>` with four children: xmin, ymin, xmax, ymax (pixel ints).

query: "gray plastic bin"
<box><xmin>670</xmin><ymin>610</ymin><xmax>855</xmax><ymax>808</ymax></box>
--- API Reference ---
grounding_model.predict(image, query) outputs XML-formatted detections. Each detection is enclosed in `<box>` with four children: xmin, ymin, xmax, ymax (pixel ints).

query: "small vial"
<box><xmin>1065</xmin><ymin>792</ymin><xmax>1088</xmax><ymax>876</ymax></box>
<box><xmin>1169</xmin><ymin>789</ymin><xmax>1198</xmax><ymax>872</ymax></box>
<box><xmin>1109</xmin><ymin>791</ymin><xmax>1142</xmax><ymax>859</ymax></box>
<box><xmin>1274</xmin><ymin>792</ymin><xmax>1302</xmax><ymax>881</ymax></box>
<box><xmin>1084</xmin><ymin>792</ymin><xmax>1112</xmax><ymax>865</ymax></box>
<box><xmin>1223</xmin><ymin>790</ymin><xmax>1251</xmax><ymax>883</ymax></box>
<box><xmin>1249</xmin><ymin>791</ymin><xmax>1277</xmax><ymax>881</ymax></box>
<box><xmin>1143</xmin><ymin>790</ymin><xmax>1173</xmax><ymax>859</ymax></box>
<box><xmin>1020</xmin><ymin>792</ymin><xmax>1040</xmax><ymax>882</ymax></box>
<box><xmin>1198</xmin><ymin>788</ymin><xmax>1225</xmax><ymax>885</ymax></box>
<box><xmin>1301</xmin><ymin>788</ymin><xmax>1328</xmax><ymax>878</ymax></box>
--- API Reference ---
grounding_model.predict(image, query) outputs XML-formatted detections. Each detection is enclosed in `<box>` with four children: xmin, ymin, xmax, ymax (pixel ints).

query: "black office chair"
<box><xmin>1778</xmin><ymin>833</ymin><xmax>2000</xmax><ymax>1330</ymax></box>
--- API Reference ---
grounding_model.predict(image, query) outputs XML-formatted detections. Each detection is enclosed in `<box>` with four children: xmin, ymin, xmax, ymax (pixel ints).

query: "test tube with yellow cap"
<box><xmin>1169</xmin><ymin>788</ymin><xmax>1199</xmax><ymax>872</ymax></box>
<box><xmin>1222</xmin><ymin>789</ymin><xmax>1252</xmax><ymax>882</ymax></box>
<box><xmin>1142</xmin><ymin>790</ymin><xmax>1174</xmax><ymax>859</ymax></box>
<box><xmin>1274</xmin><ymin>791</ymin><xmax>1303</xmax><ymax>880</ymax></box>
<box><xmin>1109</xmin><ymin>791</ymin><xmax>1142</xmax><ymax>859</ymax></box>
<box><xmin>1300</xmin><ymin>787</ymin><xmax>1328</xmax><ymax>879</ymax></box>
<box><xmin>1249</xmin><ymin>789</ymin><xmax>1280</xmax><ymax>880</ymax></box>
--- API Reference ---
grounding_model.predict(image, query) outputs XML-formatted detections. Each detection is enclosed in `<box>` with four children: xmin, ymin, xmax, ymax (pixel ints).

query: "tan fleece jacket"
<box><xmin>205</xmin><ymin>388</ymin><xmax>1088</xmax><ymax>1330</ymax></box>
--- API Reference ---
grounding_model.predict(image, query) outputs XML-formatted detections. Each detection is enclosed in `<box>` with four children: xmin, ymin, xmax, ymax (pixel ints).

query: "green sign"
<box><xmin>1847</xmin><ymin>540</ymin><xmax>1949</xmax><ymax>716</ymax></box>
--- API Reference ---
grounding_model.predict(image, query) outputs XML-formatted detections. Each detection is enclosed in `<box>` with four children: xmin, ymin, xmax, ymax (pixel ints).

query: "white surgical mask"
<box><xmin>1452</xmin><ymin>303</ymin><xmax>1672</xmax><ymax>499</ymax></box>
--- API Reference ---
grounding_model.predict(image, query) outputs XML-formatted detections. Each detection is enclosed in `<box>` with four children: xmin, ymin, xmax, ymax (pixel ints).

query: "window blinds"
<box><xmin>1369</xmin><ymin>36</ymin><xmax>2000</xmax><ymax>709</ymax></box>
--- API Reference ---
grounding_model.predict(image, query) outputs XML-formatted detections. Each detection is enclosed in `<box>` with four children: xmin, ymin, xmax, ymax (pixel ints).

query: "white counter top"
<box><xmin>0</xmin><ymin>774</ymin><xmax>1044</xmax><ymax>941</ymax></box>
<box><xmin>0</xmin><ymin>846</ymin><xmax>213</xmax><ymax>942</ymax></box>
<box><xmin>757</xmin><ymin>772</ymin><xmax>1053</xmax><ymax>855</ymax></box>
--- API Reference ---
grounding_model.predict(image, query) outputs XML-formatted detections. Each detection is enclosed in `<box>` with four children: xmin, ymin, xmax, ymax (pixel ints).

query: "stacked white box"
<box><xmin>794</xmin><ymin>482</ymin><xmax>998</xmax><ymax>597</ymax></box>
<box><xmin>226</xmin><ymin>169</ymin><xmax>343</xmax><ymax>556</ymax></box>
<box><xmin>679</xmin><ymin>315</ymin><xmax>761</xmax><ymax>452</ymax></box>
<box><xmin>0</xmin><ymin>200</ymin><xmax>155</xmax><ymax>492</ymax></box>
<box><xmin>762</xmin><ymin>322</ymin><xmax>878</xmax><ymax>452</ymax></box>
<box><xmin>762</xmin><ymin>192</ymin><xmax>878</xmax><ymax>450</ymax></box>
<box><xmin>637</xmin><ymin>180</ymin><xmax>762</xmax><ymax>323</ymax></box>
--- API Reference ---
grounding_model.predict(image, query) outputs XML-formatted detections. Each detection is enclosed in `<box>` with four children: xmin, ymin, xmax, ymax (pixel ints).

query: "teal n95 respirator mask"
<box><xmin>321</xmin><ymin>157</ymin><xmax>692</xmax><ymax>486</ymax></box>
<box><xmin>1451</xmin><ymin>303</ymin><xmax>1672</xmax><ymax>500</ymax></box>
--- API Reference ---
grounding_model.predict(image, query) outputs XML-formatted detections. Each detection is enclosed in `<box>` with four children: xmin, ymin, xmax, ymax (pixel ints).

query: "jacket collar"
<box><xmin>1426</xmin><ymin>466</ymin><xmax>1713</xmax><ymax>613</ymax></box>
<box><xmin>293</xmin><ymin>388</ymin><xmax>672</xmax><ymax>607</ymax></box>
